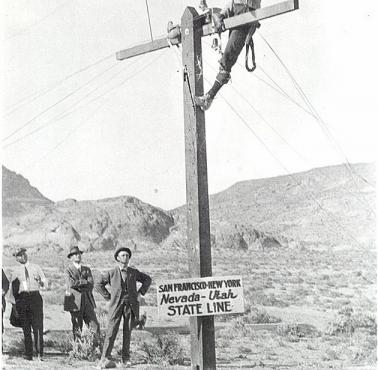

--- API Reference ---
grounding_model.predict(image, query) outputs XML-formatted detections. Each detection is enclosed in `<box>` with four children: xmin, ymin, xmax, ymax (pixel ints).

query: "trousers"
<box><xmin>217</xmin><ymin>5</ymin><xmax>257</xmax><ymax>82</ymax></box>
<box><xmin>15</xmin><ymin>291</ymin><xmax>43</xmax><ymax>357</ymax></box>
<box><xmin>102</xmin><ymin>299</ymin><xmax>135</xmax><ymax>361</ymax></box>
<box><xmin>70</xmin><ymin>294</ymin><xmax>100</xmax><ymax>341</ymax></box>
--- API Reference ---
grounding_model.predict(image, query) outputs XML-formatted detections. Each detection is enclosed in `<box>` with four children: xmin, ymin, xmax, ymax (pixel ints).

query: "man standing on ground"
<box><xmin>65</xmin><ymin>246</ymin><xmax>100</xmax><ymax>342</ymax></box>
<box><xmin>96</xmin><ymin>246</ymin><xmax>151</xmax><ymax>368</ymax></box>
<box><xmin>11</xmin><ymin>248</ymin><xmax>48</xmax><ymax>361</ymax></box>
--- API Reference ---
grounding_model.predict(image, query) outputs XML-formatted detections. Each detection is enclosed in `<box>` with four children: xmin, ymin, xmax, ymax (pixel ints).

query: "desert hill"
<box><xmin>2</xmin><ymin>162</ymin><xmax>375</xmax><ymax>256</ymax></box>
<box><xmin>169</xmin><ymin>162</ymin><xmax>375</xmax><ymax>250</ymax></box>
<box><xmin>2</xmin><ymin>166</ymin><xmax>174</xmax><ymax>254</ymax></box>
<box><xmin>2</xmin><ymin>166</ymin><xmax>53</xmax><ymax>217</ymax></box>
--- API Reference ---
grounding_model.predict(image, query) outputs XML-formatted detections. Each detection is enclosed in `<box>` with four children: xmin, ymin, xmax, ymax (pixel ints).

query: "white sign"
<box><xmin>157</xmin><ymin>275</ymin><xmax>244</xmax><ymax>318</ymax></box>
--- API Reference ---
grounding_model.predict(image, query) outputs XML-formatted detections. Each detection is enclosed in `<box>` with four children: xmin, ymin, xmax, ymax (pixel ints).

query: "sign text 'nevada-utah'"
<box><xmin>157</xmin><ymin>275</ymin><xmax>244</xmax><ymax>318</ymax></box>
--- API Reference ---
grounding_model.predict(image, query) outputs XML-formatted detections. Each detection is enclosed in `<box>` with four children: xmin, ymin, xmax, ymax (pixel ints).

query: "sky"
<box><xmin>1</xmin><ymin>0</ymin><xmax>377</xmax><ymax>210</ymax></box>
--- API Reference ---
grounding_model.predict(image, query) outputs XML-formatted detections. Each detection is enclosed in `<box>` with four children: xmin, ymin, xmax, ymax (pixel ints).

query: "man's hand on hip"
<box><xmin>137</xmin><ymin>292</ymin><xmax>142</xmax><ymax>303</ymax></box>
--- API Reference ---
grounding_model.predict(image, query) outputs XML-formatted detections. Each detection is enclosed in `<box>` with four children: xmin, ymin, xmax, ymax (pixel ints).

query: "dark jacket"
<box><xmin>2</xmin><ymin>269</ymin><xmax>9</xmax><ymax>310</ymax></box>
<box><xmin>65</xmin><ymin>264</ymin><xmax>96</xmax><ymax>311</ymax></box>
<box><xmin>95</xmin><ymin>266</ymin><xmax>151</xmax><ymax>320</ymax></box>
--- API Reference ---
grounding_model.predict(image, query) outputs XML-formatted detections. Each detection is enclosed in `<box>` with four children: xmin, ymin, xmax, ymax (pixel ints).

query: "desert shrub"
<box><xmin>353</xmin><ymin>313</ymin><xmax>377</xmax><ymax>335</ymax></box>
<box><xmin>258</xmin><ymin>293</ymin><xmax>289</xmax><ymax>308</ymax></box>
<box><xmin>233</xmin><ymin>319</ymin><xmax>250</xmax><ymax>336</ymax></box>
<box><xmin>306</xmin><ymin>342</ymin><xmax>318</xmax><ymax>350</ymax></box>
<box><xmin>238</xmin><ymin>345</ymin><xmax>253</xmax><ymax>353</ymax></box>
<box><xmin>327</xmin><ymin>307</ymin><xmax>355</xmax><ymax>336</ymax></box>
<box><xmin>327</xmin><ymin>308</ymin><xmax>376</xmax><ymax>337</ymax></box>
<box><xmin>68</xmin><ymin>327</ymin><xmax>102</xmax><ymax>361</ymax></box>
<box><xmin>350</xmin><ymin>331</ymin><xmax>377</xmax><ymax>363</ymax></box>
<box><xmin>253</xmin><ymin>309</ymin><xmax>281</xmax><ymax>324</ymax></box>
<box><xmin>140</xmin><ymin>331</ymin><xmax>185</xmax><ymax>365</ymax></box>
<box><xmin>277</xmin><ymin>324</ymin><xmax>319</xmax><ymax>342</ymax></box>
<box><xmin>322</xmin><ymin>348</ymin><xmax>340</xmax><ymax>361</ymax></box>
<box><xmin>45</xmin><ymin>333</ymin><xmax>72</xmax><ymax>354</ymax></box>
<box><xmin>319</xmin><ymin>274</ymin><xmax>330</xmax><ymax>281</ymax></box>
<box><xmin>6</xmin><ymin>339</ymin><xmax>24</xmax><ymax>356</ymax></box>
<box><xmin>242</xmin><ymin>307</ymin><xmax>281</xmax><ymax>324</ymax></box>
<box><xmin>220</xmin><ymin>318</ymin><xmax>256</xmax><ymax>338</ymax></box>
<box><xmin>292</xmin><ymin>286</ymin><xmax>310</xmax><ymax>299</ymax></box>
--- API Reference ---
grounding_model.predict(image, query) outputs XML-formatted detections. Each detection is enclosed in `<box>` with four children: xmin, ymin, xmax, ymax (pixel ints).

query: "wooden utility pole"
<box><xmin>115</xmin><ymin>2</ymin><xmax>299</xmax><ymax>369</ymax></box>
<box><xmin>181</xmin><ymin>7</ymin><xmax>216</xmax><ymax>369</ymax></box>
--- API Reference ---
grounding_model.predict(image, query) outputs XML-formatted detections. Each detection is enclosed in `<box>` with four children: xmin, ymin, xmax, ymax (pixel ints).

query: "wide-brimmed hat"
<box><xmin>67</xmin><ymin>246</ymin><xmax>83</xmax><ymax>259</ymax></box>
<box><xmin>114</xmin><ymin>246</ymin><xmax>132</xmax><ymax>260</ymax></box>
<box><xmin>13</xmin><ymin>247</ymin><xmax>27</xmax><ymax>257</ymax></box>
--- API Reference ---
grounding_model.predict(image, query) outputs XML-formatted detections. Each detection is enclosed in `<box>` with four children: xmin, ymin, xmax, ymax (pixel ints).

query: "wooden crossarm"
<box><xmin>202</xmin><ymin>0</ymin><xmax>299</xmax><ymax>36</ymax></box>
<box><xmin>116</xmin><ymin>0</ymin><xmax>299</xmax><ymax>60</ymax></box>
<box><xmin>116</xmin><ymin>37</ymin><xmax>170</xmax><ymax>61</ymax></box>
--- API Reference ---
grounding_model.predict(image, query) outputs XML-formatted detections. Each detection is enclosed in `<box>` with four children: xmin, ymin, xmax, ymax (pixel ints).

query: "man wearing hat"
<box><xmin>96</xmin><ymin>246</ymin><xmax>151</xmax><ymax>367</ymax></box>
<box><xmin>65</xmin><ymin>245</ymin><xmax>100</xmax><ymax>341</ymax></box>
<box><xmin>11</xmin><ymin>247</ymin><xmax>48</xmax><ymax>361</ymax></box>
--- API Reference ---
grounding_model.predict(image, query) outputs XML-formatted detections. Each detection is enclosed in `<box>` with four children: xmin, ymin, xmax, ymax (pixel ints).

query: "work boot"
<box><xmin>194</xmin><ymin>93</ymin><xmax>213</xmax><ymax>111</ymax></box>
<box><xmin>100</xmin><ymin>358</ymin><xmax>116</xmax><ymax>369</ymax></box>
<box><xmin>122</xmin><ymin>359</ymin><xmax>132</xmax><ymax>368</ymax></box>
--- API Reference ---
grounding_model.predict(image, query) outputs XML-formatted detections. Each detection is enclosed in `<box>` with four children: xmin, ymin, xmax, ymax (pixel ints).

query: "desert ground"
<box><xmin>2</xmin><ymin>239</ymin><xmax>376</xmax><ymax>369</ymax></box>
<box><xmin>2</xmin><ymin>163</ymin><xmax>376</xmax><ymax>369</ymax></box>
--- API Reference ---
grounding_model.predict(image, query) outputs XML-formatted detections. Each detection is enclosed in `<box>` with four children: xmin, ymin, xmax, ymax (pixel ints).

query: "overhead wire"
<box><xmin>21</xmin><ymin>100</ymin><xmax>106</xmax><ymax>172</ymax></box>
<box><xmin>145</xmin><ymin>0</ymin><xmax>154</xmax><ymax>41</ymax></box>
<box><xmin>203</xmin><ymin>59</ymin><xmax>309</xmax><ymax>165</ymax></box>
<box><xmin>254</xmin><ymin>64</ymin><xmax>316</xmax><ymax>118</ymax></box>
<box><xmin>257</xmin><ymin>31</ymin><xmax>374</xmax><ymax>189</ymax></box>
<box><xmin>257</xmin><ymin>31</ymin><xmax>375</xmax><ymax>216</ymax></box>
<box><xmin>18</xmin><ymin>49</ymin><xmax>168</xmax><ymax>171</ymax></box>
<box><xmin>2</xmin><ymin>57</ymin><xmax>144</xmax><ymax>150</ymax></box>
<box><xmin>202</xmin><ymin>40</ymin><xmax>374</xmax><ymax>203</ymax></box>
<box><xmin>2</xmin><ymin>61</ymin><xmax>120</xmax><ymax>144</ymax></box>
<box><xmin>4</xmin><ymin>35</ymin><xmax>166</xmax><ymax>117</ymax></box>
<box><xmin>202</xmin><ymin>39</ymin><xmax>314</xmax><ymax>117</ymax></box>
<box><xmin>206</xmin><ymin>33</ymin><xmax>375</xmax><ymax>212</ymax></box>
<box><xmin>206</xmin><ymin>36</ymin><xmax>373</xmax><ymax>194</ymax></box>
<box><xmin>169</xmin><ymin>41</ymin><xmax>370</xmax><ymax>245</ymax></box>
<box><xmin>3</xmin><ymin>53</ymin><xmax>115</xmax><ymax>117</ymax></box>
<box><xmin>246</xmin><ymin>68</ymin><xmax>315</xmax><ymax>118</ymax></box>
<box><xmin>4</xmin><ymin>0</ymin><xmax>70</xmax><ymax>41</ymax></box>
<box><xmin>5</xmin><ymin>2</ymin><xmax>372</xmax><ymax>244</ymax></box>
<box><xmin>214</xmin><ymin>86</ymin><xmax>365</xmax><ymax>248</ymax></box>
<box><xmin>202</xmin><ymin>76</ymin><xmax>368</xmax><ymax>275</ymax></box>
<box><xmin>3</xmin><ymin>50</ymin><xmax>168</xmax><ymax>150</ymax></box>
<box><xmin>202</xmin><ymin>58</ymin><xmax>375</xmax><ymax>215</ymax></box>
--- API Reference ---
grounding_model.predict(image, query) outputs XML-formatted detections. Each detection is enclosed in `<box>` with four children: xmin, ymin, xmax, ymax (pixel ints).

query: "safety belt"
<box><xmin>245</xmin><ymin>23</ymin><xmax>259</xmax><ymax>72</ymax></box>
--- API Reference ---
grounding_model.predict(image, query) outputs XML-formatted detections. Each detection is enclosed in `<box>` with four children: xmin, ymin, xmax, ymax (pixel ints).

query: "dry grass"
<box><xmin>2</xmin><ymin>239</ymin><xmax>376</xmax><ymax>369</ymax></box>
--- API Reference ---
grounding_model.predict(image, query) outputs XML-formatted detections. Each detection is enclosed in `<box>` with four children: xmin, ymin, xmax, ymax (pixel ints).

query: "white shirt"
<box><xmin>73</xmin><ymin>262</ymin><xmax>82</xmax><ymax>271</ymax></box>
<box><xmin>12</xmin><ymin>261</ymin><xmax>48</xmax><ymax>293</ymax></box>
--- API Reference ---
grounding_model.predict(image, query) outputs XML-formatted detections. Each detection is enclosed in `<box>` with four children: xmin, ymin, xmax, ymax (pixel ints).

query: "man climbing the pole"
<box><xmin>195</xmin><ymin>0</ymin><xmax>262</xmax><ymax>110</ymax></box>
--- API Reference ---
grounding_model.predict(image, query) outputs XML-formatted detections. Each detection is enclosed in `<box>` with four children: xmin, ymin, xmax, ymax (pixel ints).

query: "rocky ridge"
<box><xmin>2</xmin><ymin>162</ymin><xmax>375</xmax><ymax>255</ymax></box>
